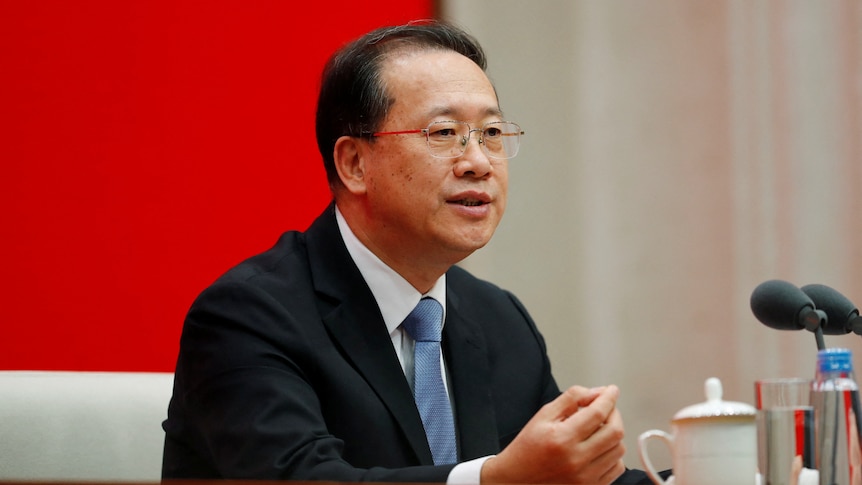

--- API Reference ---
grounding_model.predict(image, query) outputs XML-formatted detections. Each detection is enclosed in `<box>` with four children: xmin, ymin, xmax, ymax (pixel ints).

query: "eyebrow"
<box><xmin>425</xmin><ymin>105</ymin><xmax>504</xmax><ymax>120</ymax></box>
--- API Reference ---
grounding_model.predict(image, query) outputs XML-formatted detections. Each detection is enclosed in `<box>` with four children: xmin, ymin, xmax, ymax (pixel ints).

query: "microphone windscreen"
<box><xmin>801</xmin><ymin>283</ymin><xmax>857</xmax><ymax>335</ymax></box>
<box><xmin>750</xmin><ymin>279</ymin><xmax>814</xmax><ymax>331</ymax></box>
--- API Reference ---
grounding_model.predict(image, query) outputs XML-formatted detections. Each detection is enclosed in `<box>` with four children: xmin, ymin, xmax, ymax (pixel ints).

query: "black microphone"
<box><xmin>750</xmin><ymin>279</ymin><xmax>828</xmax><ymax>350</ymax></box>
<box><xmin>801</xmin><ymin>283</ymin><xmax>862</xmax><ymax>335</ymax></box>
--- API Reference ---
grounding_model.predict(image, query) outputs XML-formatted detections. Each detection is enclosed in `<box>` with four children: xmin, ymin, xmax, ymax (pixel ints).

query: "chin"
<box><xmin>436</xmin><ymin>220</ymin><xmax>499</xmax><ymax>255</ymax></box>
<box><xmin>451</xmin><ymin>233</ymin><xmax>494</xmax><ymax>255</ymax></box>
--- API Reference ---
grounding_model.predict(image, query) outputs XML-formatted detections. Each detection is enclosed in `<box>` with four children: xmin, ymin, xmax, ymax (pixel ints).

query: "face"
<box><xmin>358</xmin><ymin>49</ymin><xmax>509</xmax><ymax>270</ymax></box>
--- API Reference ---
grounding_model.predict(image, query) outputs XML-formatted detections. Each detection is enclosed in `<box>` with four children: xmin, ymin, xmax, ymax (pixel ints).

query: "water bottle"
<box><xmin>811</xmin><ymin>348</ymin><xmax>862</xmax><ymax>485</ymax></box>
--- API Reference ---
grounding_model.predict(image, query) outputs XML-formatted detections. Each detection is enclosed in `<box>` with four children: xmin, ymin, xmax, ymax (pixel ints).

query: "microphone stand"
<box><xmin>800</xmin><ymin>308</ymin><xmax>828</xmax><ymax>350</ymax></box>
<box><xmin>814</xmin><ymin>327</ymin><xmax>826</xmax><ymax>351</ymax></box>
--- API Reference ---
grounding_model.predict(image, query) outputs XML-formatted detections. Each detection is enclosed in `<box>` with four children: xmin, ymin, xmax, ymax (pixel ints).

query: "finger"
<box><xmin>585</xmin><ymin>407</ymin><xmax>625</xmax><ymax>450</ymax></box>
<box><xmin>563</xmin><ymin>385</ymin><xmax>620</xmax><ymax>438</ymax></box>
<box><xmin>541</xmin><ymin>385</ymin><xmax>602</xmax><ymax>421</ymax></box>
<box><xmin>589</xmin><ymin>436</ymin><xmax>626</xmax><ymax>472</ymax></box>
<box><xmin>595</xmin><ymin>457</ymin><xmax>626</xmax><ymax>485</ymax></box>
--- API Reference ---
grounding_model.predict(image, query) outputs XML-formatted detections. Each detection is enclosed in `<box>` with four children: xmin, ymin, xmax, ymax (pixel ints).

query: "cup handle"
<box><xmin>638</xmin><ymin>429</ymin><xmax>673</xmax><ymax>485</ymax></box>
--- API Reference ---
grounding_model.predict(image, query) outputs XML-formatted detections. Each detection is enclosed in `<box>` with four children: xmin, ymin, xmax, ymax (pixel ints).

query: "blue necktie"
<box><xmin>402</xmin><ymin>297</ymin><xmax>457</xmax><ymax>465</ymax></box>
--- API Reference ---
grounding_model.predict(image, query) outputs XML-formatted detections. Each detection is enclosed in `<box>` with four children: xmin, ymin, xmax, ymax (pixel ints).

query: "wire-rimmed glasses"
<box><xmin>364</xmin><ymin>121</ymin><xmax>524</xmax><ymax>159</ymax></box>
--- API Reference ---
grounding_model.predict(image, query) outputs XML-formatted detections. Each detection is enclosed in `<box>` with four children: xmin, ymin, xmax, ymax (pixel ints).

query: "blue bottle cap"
<box><xmin>818</xmin><ymin>348</ymin><xmax>854</xmax><ymax>373</ymax></box>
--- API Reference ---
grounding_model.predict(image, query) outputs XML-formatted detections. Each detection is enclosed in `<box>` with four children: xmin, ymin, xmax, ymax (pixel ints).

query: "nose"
<box><xmin>454</xmin><ymin>130</ymin><xmax>492</xmax><ymax>178</ymax></box>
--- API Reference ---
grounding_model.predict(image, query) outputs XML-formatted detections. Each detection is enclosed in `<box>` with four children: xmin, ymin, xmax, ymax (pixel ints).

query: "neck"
<box><xmin>337</xmin><ymin>199</ymin><xmax>456</xmax><ymax>294</ymax></box>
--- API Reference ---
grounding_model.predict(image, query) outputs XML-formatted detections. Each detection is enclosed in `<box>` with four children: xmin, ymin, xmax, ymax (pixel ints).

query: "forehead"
<box><xmin>380</xmin><ymin>49</ymin><xmax>501</xmax><ymax>121</ymax></box>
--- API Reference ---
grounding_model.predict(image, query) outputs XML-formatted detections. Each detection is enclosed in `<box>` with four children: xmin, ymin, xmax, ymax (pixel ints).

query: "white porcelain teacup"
<box><xmin>638</xmin><ymin>377</ymin><xmax>758</xmax><ymax>485</ymax></box>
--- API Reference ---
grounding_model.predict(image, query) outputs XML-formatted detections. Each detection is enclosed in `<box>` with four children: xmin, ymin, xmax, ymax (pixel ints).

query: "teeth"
<box><xmin>449</xmin><ymin>198</ymin><xmax>486</xmax><ymax>206</ymax></box>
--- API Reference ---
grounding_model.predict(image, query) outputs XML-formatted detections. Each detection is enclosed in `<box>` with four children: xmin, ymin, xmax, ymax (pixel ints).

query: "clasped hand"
<box><xmin>481</xmin><ymin>385</ymin><xmax>627</xmax><ymax>484</ymax></box>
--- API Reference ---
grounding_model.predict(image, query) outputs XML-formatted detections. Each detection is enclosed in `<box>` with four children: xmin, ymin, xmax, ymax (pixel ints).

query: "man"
<box><xmin>162</xmin><ymin>21</ymin><xmax>653</xmax><ymax>484</ymax></box>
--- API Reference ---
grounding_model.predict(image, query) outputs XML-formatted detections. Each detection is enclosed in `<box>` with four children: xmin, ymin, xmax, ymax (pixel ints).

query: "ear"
<box><xmin>333</xmin><ymin>135</ymin><xmax>368</xmax><ymax>195</ymax></box>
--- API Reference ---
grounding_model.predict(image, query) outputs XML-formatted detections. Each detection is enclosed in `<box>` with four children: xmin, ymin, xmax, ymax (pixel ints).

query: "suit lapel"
<box><xmin>322</xmin><ymin>296</ymin><xmax>434</xmax><ymax>464</ymax></box>
<box><xmin>306</xmin><ymin>205</ymin><xmax>433</xmax><ymax>465</ymax></box>
<box><xmin>443</xmin><ymin>287</ymin><xmax>501</xmax><ymax>459</ymax></box>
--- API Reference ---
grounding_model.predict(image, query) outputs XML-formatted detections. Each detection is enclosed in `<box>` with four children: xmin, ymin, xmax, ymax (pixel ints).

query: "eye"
<box><xmin>483</xmin><ymin>126</ymin><xmax>503</xmax><ymax>138</ymax></box>
<box><xmin>432</xmin><ymin>128</ymin><xmax>458</xmax><ymax>137</ymax></box>
<box><xmin>427</xmin><ymin>123</ymin><xmax>462</xmax><ymax>139</ymax></box>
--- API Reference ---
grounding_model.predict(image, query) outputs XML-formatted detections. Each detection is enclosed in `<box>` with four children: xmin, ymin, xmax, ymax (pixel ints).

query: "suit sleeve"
<box><xmin>505</xmin><ymin>289</ymin><xmax>562</xmax><ymax>406</ymax></box>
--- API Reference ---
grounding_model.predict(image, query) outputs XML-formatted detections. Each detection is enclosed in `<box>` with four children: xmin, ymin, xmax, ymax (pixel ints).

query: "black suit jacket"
<box><xmin>162</xmin><ymin>204</ymin><xmax>653</xmax><ymax>483</ymax></box>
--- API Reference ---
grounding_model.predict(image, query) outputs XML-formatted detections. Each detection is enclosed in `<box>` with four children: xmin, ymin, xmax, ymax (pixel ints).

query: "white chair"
<box><xmin>0</xmin><ymin>370</ymin><xmax>174</xmax><ymax>482</ymax></box>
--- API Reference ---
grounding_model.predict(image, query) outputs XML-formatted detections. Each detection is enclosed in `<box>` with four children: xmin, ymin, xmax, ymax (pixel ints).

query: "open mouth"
<box><xmin>448</xmin><ymin>198</ymin><xmax>487</xmax><ymax>207</ymax></box>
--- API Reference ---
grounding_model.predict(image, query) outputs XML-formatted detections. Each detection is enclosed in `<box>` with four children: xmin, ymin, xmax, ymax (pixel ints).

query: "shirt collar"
<box><xmin>334</xmin><ymin>205</ymin><xmax>447</xmax><ymax>335</ymax></box>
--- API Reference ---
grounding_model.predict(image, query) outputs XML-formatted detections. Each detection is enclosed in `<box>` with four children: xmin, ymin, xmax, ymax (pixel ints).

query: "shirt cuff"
<box><xmin>446</xmin><ymin>455</ymin><xmax>494</xmax><ymax>484</ymax></box>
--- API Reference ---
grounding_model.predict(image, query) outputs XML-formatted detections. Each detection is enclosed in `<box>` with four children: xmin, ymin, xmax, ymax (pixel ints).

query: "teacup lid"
<box><xmin>672</xmin><ymin>377</ymin><xmax>756</xmax><ymax>421</ymax></box>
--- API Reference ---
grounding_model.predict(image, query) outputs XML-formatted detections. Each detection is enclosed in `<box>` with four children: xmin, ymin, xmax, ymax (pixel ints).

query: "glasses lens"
<box><xmin>482</xmin><ymin>122</ymin><xmax>521</xmax><ymax>159</ymax></box>
<box><xmin>424</xmin><ymin>121</ymin><xmax>522</xmax><ymax>159</ymax></box>
<box><xmin>425</xmin><ymin>121</ymin><xmax>469</xmax><ymax>158</ymax></box>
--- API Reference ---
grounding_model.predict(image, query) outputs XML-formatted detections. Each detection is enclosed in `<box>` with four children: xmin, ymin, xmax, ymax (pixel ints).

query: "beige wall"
<box><xmin>441</xmin><ymin>0</ymin><xmax>862</xmax><ymax>471</ymax></box>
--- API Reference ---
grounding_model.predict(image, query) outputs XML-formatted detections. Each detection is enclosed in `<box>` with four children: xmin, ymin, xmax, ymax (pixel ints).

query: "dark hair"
<box><xmin>315</xmin><ymin>20</ymin><xmax>488</xmax><ymax>190</ymax></box>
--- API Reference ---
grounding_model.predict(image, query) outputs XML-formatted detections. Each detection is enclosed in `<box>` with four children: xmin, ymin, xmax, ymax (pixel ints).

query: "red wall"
<box><xmin>0</xmin><ymin>1</ymin><xmax>433</xmax><ymax>372</ymax></box>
